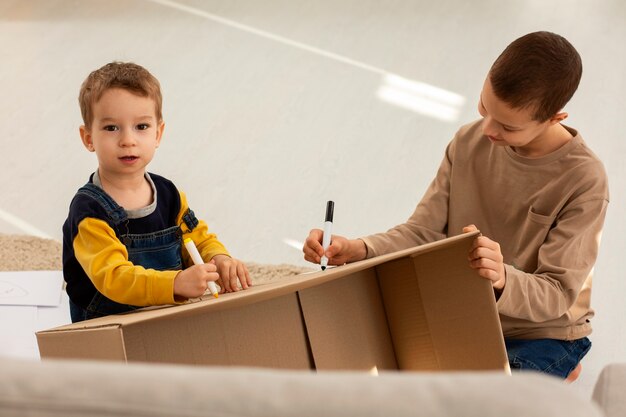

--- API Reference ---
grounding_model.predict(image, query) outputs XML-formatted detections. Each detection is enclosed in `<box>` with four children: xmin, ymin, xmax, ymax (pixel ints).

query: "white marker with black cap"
<box><xmin>320</xmin><ymin>200</ymin><xmax>334</xmax><ymax>270</ymax></box>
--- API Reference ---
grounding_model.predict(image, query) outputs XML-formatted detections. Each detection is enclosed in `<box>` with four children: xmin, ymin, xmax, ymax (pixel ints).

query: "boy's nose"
<box><xmin>119</xmin><ymin>129</ymin><xmax>137</xmax><ymax>146</ymax></box>
<box><xmin>482</xmin><ymin>116</ymin><xmax>500</xmax><ymax>137</ymax></box>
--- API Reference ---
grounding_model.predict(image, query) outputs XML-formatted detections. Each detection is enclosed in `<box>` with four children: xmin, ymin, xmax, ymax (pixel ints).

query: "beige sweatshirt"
<box><xmin>362</xmin><ymin>120</ymin><xmax>609</xmax><ymax>340</ymax></box>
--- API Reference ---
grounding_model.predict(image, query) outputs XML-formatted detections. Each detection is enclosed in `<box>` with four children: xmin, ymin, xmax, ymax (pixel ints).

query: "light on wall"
<box><xmin>0</xmin><ymin>208</ymin><xmax>51</xmax><ymax>238</ymax></box>
<box><xmin>283</xmin><ymin>238</ymin><xmax>304</xmax><ymax>251</ymax></box>
<box><xmin>376</xmin><ymin>74</ymin><xmax>466</xmax><ymax>123</ymax></box>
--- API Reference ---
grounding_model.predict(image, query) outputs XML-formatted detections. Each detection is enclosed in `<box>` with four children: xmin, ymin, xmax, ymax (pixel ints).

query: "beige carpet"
<box><xmin>0</xmin><ymin>234</ymin><xmax>311</xmax><ymax>284</ymax></box>
<box><xmin>0</xmin><ymin>234</ymin><xmax>63</xmax><ymax>271</ymax></box>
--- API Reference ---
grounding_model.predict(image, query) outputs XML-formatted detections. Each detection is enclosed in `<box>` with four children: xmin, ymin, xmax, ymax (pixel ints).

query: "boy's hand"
<box><xmin>303</xmin><ymin>229</ymin><xmax>367</xmax><ymax>266</ymax></box>
<box><xmin>174</xmin><ymin>263</ymin><xmax>219</xmax><ymax>298</ymax></box>
<box><xmin>463</xmin><ymin>225</ymin><xmax>506</xmax><ymax>290</ymax></box>
<box><xmin>212</xmin><ymin>255</ymin><xmax>251</xmax><ymax>292</ymax></box>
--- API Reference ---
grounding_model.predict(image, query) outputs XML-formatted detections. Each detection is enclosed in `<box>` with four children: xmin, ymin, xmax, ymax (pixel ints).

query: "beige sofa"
<box><xmin>1</xmin><ymin>357</ymin><xmax>624</xmax><ymax>417</ymax></box>
<box><xmin>592</xmin><ymin>363</ymin><xmax>626</xmax><ymax>417</ymax></box>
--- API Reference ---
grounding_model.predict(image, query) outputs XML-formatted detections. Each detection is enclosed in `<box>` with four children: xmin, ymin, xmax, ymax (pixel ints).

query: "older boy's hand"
<box><xmin>303</xmin><ymin>229</ymin><xmax>367</xmax><ymax>266</ymax></box>
<box><xmin>463</xmin><ymin>225</ymin><xmax>506</xmax><ymax>290</ymax></box>
<box><xmin>174</xmin><ymin>263</ymin><xmax>220</xmax><ymax>299</ymax></box>
<box><xmin>212</xmin><ymin>255</ymin><xmax>251</xmax><ymax>293</ymax></box>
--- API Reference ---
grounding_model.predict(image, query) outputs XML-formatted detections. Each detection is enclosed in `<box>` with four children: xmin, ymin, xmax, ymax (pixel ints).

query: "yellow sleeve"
<box><xmin>73</xmin><ymin>218</ymin><xmax>179</xmax><ymax>306</ymax></box>
<box><xmin>177</xmin><ymin>190</ymin><xmax>230</xmax><ymax>265</ymax></box>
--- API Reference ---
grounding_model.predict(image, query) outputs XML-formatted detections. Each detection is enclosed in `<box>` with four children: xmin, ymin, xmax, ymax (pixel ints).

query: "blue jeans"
<box><xmin>505</xmin><ymin>337</ymin><xmax>591</xmax><ymax>379</ymax></box>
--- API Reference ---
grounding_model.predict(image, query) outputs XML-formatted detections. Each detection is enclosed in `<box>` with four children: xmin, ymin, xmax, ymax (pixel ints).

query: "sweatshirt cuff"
<box><xmin>359</xmin><ymin>236</ymin><xmax>379</xmax><ymax>259</ymax></box>
<box><xmin>496</xmin><ymin>264</ymin><xmax>518</xmax><ymax>313</ymax></box>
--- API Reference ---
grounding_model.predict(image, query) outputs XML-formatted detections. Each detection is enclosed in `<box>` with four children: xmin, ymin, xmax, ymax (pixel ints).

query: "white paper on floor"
<box><xmin>0</xmin><ymin>270</ymin><xmax>63</xmax><ymax>307</ymax></box>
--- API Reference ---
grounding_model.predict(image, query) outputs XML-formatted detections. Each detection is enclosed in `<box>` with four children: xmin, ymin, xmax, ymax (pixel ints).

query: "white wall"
<box><xmin>1</xmin><ymin>0</ymin><xmax>624</xmax><ymax>396</ymax></box>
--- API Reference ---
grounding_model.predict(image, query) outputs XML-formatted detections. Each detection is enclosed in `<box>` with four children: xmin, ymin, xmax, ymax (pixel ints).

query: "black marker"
<box><xmin>320</xmin><ymin>200</ymin><xmax>334</xmax><ymax>270</ymax></box>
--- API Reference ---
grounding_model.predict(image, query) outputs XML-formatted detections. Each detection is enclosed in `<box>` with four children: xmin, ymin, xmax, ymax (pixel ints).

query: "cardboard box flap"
<box><xmin>377</xmin><ymin>232</ymin><xmax>509</xmax><ymax>371</ymax></box>
<box><xmin>298</xmin><ymin>231</ymin><xmax>481</xmax><ymax>283</ymax></box>
<box><xmin>37</xmin><ymin>325</ymin><xmax>127</xmax><ymax>361</ymax></box>
<box><xmin>298</xmin><ymin>231</ymin><xmax>509</xmax><ymax>372</ymax></box>
<box><xmin>38</xmin><ymin>292</ymin><xmax>312</xmax><ymax>369</ymax></box>
<box><xmin>36</xmin><ymin>279</ymin><xmax>322</xmax><ymax>333</ymax></box>
<box><xmin>298</xmin><ymin>268</ymin><xmax>398</xmax><ymax>371</ymax></box>
<box><xmin>114</xmin><ymin>293</ymin><xmax>312</xmax><ymax>368</ymax></box>
<box><xmin>40</xmin><ymin>232</ymin><xmax>482</xmax><ymax>335</ymax></box>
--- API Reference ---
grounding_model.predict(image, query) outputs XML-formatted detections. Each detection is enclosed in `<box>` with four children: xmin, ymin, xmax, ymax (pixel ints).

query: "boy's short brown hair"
<box><xmin>489</xmin><ymin>31</ymin><xmax>582</xmax><ymax>122</ymax></box>
<box><xmin>79</xmin><ymin>62</ymin><xmax>163</xmax><ymax>128</ymax></box>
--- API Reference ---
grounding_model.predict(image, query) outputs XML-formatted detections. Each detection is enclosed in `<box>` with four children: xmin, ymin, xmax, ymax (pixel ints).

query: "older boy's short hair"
<box><xmin>79</xmin><ymin>62</ymin><xmax>162</xmax><ymax>128</ymax></box>
<box><xmin>489</xmin><ymin>31</ymin><xmax>582</xmax><ymax>122</ymax></box>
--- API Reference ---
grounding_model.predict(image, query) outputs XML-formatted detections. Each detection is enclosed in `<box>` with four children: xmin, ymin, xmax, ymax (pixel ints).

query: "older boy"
<box><xmin>63</xmin><ymin>62</ymin><xmax>251</xmax><ymax>323</ymax></box>
<box><xmin>303</xmin><ymin>31</ymin><xmax>609</xmax><ymax>380</ymax></box>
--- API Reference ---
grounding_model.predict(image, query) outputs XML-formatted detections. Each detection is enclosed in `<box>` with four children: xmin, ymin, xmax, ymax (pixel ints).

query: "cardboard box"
<box><xmin>37</xmin><ymin>231</ymin><xmax>509</xmax><ymax>372</ymax></box>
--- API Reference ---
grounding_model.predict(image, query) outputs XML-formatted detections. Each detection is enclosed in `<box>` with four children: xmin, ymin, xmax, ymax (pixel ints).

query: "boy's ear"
<box><xmin>155</xmin><ymin>121</ymin><xmax>165</xmax><ymax>148</ymax></box>
<box><xmin>79</xmin><ymin>125</ymin><xmax>95</xmax><ymax>152</ymax></box>
<box><xmin>548</xmin><ymin>111</ymin><xmax>568</xmax><ymax>125</ymax></box>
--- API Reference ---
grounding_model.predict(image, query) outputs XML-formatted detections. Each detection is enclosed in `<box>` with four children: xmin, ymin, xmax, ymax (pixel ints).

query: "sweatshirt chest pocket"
<box><xmin>527</xmin><ymin>206</ymin><xmax>557</xmax><ymax>226</ymax></box>
<box><xmin>509</xmin><ymin>207</ymin><xmax>557</xmax><ymax>271</ymax></box>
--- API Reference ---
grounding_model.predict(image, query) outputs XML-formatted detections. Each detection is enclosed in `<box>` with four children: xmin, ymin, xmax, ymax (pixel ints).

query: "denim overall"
<box><xmin>69</xmin><ymin>183</ymin><xmax>198</xmax><ymax>322</ymax></box>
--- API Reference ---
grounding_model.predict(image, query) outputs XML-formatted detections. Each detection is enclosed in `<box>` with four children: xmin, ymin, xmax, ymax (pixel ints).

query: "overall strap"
<box><xmin>181</xmin><ymin>208</ymin><xmax>199</xmax><ymax>233</ymax></box>
<box><xmin>76</xmin><ymin>183</ymin><xmax>128</xmax><ymax>226</ymax></box>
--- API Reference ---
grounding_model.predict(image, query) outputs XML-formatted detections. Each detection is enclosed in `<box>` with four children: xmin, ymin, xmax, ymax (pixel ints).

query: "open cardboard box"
<box><xmin>37</xmin><ymin>231</ymin><xmax>509</xmax><ymax>372</ymax></box>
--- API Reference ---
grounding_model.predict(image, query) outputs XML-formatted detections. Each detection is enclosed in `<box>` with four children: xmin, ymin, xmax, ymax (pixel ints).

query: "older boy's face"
<box><xmin>80</xmin><ymin>88</ymin><xmax>164</xmax><ymax>179</ymax></box>
<box><xmin>477</xmin><ymin>79</ymin><xmax>555</xmax><ymax>157</ymax></box>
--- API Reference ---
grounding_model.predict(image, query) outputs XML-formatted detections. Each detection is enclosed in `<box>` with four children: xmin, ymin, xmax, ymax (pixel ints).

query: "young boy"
<box><xmin>63</xmin><ymin>62</ymin><xmax>251</xmax><ymax>323</ymax></box>
<box><xmin>303</xmin><ymin>31</ymin><xmax>609</xmax><ymax>381</ymax></box>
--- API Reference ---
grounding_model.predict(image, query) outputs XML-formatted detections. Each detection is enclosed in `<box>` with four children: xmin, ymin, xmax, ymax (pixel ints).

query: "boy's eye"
<box><xmin>136</xmin><ymin>124</ymin><xmax>150</xmax><ymax>130</ymax></box>
<box><xmin>103</xmin><ymin>125</ymin><xmax>118</xmax><ymax>132</ymax></box>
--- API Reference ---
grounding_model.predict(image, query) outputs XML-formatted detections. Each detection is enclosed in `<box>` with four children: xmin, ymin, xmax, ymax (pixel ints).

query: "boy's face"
<box><xmin>477</xmin><ymin>78</ymin><xmax>566</xmax><ymax>157</ymax></box>
<box><xmin>80</xmin><ymin>88</ymin><xmax>164</xmax><ymax>179</ymax></box>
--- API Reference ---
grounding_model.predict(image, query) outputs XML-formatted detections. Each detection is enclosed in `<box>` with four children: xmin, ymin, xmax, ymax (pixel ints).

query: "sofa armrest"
<box><xmin>0</xmin><ymin>358</ymin><xmax>603</xmax><ymax>417</ymax></box>
<box><xmin>593</xmin><ymin>363</ymin><xmax>626</xmax><ymax>417</ymax></box>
